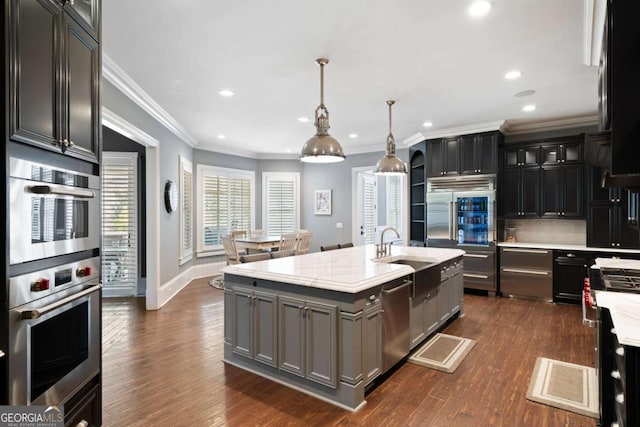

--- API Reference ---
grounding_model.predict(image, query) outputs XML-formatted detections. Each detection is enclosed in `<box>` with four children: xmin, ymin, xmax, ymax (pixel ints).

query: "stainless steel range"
<box><xmin>596</xmin><ymin>258</ymin><xmax>640</xmax><ymax>293</ymax></box>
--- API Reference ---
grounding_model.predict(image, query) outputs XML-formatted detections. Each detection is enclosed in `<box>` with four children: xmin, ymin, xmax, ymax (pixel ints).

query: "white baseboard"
<box><xmin>156</xmin><ymin>261</ymin><xmax>226</xmax><ymax>309</ymax></box>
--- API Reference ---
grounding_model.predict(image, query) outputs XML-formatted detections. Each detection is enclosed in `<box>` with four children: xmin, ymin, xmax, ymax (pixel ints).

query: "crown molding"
<box><xmin>102</xmin><ymin>108</ymin><xmax>159</xmax><ymax>147</ymax></box>
<box><xmin>501</xmin><ymin>114</ymin><xmax>598</xmax><ymax>135</ymax></box>
<box><xmin>411</xmin><ymin>120</ymin><xmax>505</xmax><ymax>143</ymax></box>
<box><xmin>401</xmin><ymin>132</ymin><xmax>425</xmax><ymax>147</ymax></box>
<box><xmin>102</xmin><ymin>53</ymin><xmax>199</xmax><ymax>147</ymax></box>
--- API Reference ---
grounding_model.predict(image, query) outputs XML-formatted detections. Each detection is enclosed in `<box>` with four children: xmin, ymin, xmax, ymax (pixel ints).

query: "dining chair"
<box><xmin>231</xmin><ymin>230</ymin><xmax>247</xmax><ymax>239</ymax></box>
<box><xmin>278</xmin><ymin>233</ymin><xmax>298</xmax><ymax>252</ymax></box>
<box><xmin>221</xmin><ymin>235</ymin><xmax>241</xmax><ymax>265</ymax></box>
<box><xmin>270</xmin><ymin>249</ymin><xmax>296</xmax><ymax>259</ymax></box>
<box><xmin>320</xmin><ymin>244</ymin><xmax>340</xmax><ymax>251</ymax></box>
<box><xmin>296</xmin><ymin>231</ymin><xmax>313</xmax><ymax>255</ymax></box>
<box><xmin>240</xmin><ymin>252</ymin><xmax>271</xmax><ymax>263</ymax></box>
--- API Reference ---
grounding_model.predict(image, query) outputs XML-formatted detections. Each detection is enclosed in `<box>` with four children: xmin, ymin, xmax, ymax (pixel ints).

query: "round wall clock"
<box><xmin>164</xmin><ymin>180</ymin><xmax>179</xmax><ymax>213</ymax></box>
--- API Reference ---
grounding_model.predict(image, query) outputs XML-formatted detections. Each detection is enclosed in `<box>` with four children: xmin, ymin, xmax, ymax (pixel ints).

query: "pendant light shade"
<box><xmin>374</xmin><ymin>100</ymin><xmax>407</xmax><ymax>175</ymax></box>
<box><xmin>300</xmin><ymin>58</ymin><xmax>346</xmax><ymax>163</ymax></box>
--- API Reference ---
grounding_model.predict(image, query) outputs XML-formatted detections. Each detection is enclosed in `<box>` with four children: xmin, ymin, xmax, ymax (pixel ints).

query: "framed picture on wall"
<box><xmin>314</xmin><ymin>189</ymin><xmax>332</xmax><ymax>215</ymax></box>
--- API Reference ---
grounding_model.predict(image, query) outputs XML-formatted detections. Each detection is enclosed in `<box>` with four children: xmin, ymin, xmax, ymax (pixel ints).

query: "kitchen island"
<box><xmin>222</xmin><ymin>245</ymin><xmax>464</xmax><ymax>411</ymax></box>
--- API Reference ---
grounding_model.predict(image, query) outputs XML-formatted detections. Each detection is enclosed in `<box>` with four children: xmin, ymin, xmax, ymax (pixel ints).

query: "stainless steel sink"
<box><xmin>386</xmin><ymin>258</ymin><xmax>440</xmax><ymax>298</ymax></box>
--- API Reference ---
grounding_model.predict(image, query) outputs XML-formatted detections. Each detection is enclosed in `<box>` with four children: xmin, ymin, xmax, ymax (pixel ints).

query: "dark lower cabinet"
<box><xmin>552</xmin><ymin>250</ymin><xmax>586</xmax><ymax>304</ymax></box>
<box><xmin>600</xmin><ymin>308</ymin><xmax>639</xmax><ymax>427</ymax></box>
<box><xmin>63</xmin><ymin>375</ymin><xmax>101</xmax><ymax>427</ymax></box>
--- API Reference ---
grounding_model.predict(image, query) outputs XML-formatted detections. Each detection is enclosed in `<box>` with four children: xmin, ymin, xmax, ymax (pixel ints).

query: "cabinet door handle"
<box><xmin>502</xmin><ymin>268</ymin><xmax>549</xmax><ymax>276</ymax></box>
<box><xmin>566</xmin><ymin>253</ymin><xmax>575</xmax><ymax>258</ymax></box>
<box><xmin>463</xmin><ymin>273</ymin><xmax>489</xmax><ymax>279</ymax></box>
<box><xmin>77</xmin><ymin>421</ymin><xmax>88</xmax><ymax>427</ymax></box>
<box><xmin>503</xmin><ymin>248</ymin><xmax>550</xmax><ymax>254</ymax></box>
<box><xmin>463</xmin><ymin>253</ymin><xmax>489</xmax><ymax>258</ymax></box>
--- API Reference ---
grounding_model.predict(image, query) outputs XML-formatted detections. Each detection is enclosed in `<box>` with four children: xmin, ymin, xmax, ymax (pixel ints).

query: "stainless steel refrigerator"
<box><xmin>426</xmin><ymin>180</ymin><xmax>496</xmax><ymax>249</ymax></box>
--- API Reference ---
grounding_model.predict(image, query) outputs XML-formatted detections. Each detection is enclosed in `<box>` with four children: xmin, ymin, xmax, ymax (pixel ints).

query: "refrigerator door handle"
<box><xmin>492</xmin><ymin>200</ymin><xmax>497</xmax><ymax>242</ymax></box>
<box><xmin>449</xmin><ymin>201</ymin><xmax>455</xmax><ymax>240</ymax></box>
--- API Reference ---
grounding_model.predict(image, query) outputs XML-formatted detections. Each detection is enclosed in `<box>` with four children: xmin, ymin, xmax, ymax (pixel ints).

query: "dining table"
<box><xmin>235</xmin><ymin>235</ymin><xmax>282</xmax><ymax>253</ymax></box>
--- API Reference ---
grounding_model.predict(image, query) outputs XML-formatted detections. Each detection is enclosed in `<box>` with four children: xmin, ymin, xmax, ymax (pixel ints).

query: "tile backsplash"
<box><xmin>504</xmin><ymin>219</ymin><xmax>586</xmax><ymax>246</ymax></box>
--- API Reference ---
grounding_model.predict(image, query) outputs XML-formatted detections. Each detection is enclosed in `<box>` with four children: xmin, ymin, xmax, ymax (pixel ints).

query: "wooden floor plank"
<box><xmin>102</xmin><ymin>280</ymin><xmax>597</xmax><ymax>426</ymax></box>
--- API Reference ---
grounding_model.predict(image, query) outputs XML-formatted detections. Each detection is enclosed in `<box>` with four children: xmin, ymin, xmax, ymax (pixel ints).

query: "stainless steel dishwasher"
<box><xmin>381</xmin><ymin>276</ymin><xmax>412</xmax><ymax>373</ymax></box>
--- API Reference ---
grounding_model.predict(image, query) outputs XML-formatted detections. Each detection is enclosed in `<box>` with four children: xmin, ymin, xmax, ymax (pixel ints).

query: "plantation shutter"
<box><xmin>229</xmin><ymin>177</ymin><xmax>251</xmax><ymax>231</ymax></box>
<box><xmin>265</xmin><ymin>178</ymin><xmax>296</xmax><ymax>235</ymax></box>
<box><xmin>180</xmin><ymin>158</ymin><xmax>193</xmax><ymax>263</ymax></box>
<box><xmin>386</xmin><ymin>175</ymin><xmax>402</xmax><ymax>232</ymax></box>
<box><xmin>363</xmin><ymin>175</ymin><xmax>376</xmax><ymax>244</ymax></box>
<box><xmin>203</xmin><ymin>175</ymin><xmax>228</xmax><ymax>246</ymax></box>
<box><xmin>102</xmin><ymin>153</ymin><xmax>137</xmax><ymax>295</ymax></box>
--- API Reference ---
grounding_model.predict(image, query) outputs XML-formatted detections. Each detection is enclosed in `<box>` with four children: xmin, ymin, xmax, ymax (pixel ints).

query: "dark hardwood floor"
<box><xmin>102</xmin><ymin>279</ymin><xmax>597</xmax><ymax>426</ymax></box>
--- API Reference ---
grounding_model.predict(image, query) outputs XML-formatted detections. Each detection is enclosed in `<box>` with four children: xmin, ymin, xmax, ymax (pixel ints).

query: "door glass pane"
<box><xmin>456</xmin><ymin>197</ymin><xmax>489</xmax><ymax>245</ymax></box>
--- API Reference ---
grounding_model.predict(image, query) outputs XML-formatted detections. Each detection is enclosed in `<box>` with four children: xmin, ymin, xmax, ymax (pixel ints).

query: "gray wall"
<box><xmin>103</xmin><ymin>80</ymin><xmax>193</xmax><ymax>285</ymax></box>
<box><xmin>301</xmin><ymin>148</ymin><xmax>409</xmax><ymax>252</ymax></box>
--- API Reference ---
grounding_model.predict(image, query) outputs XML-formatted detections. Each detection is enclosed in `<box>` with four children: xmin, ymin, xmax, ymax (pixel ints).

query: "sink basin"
<box><xmin>388</xmin><ymin>259</ymin><xmax>437</xmax><ymax>272</ymax></box>
<box><xmin>384</xmin><ymin>258</ymin><xmax>440</xmax><ymax>298</ymax></box>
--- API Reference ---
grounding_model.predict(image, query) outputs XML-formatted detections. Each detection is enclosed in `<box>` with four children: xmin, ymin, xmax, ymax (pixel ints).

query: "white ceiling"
<box><xmin>102</xmin><ymin>0</ymin><xmax>599</xmax><ymax>158</ymax></box>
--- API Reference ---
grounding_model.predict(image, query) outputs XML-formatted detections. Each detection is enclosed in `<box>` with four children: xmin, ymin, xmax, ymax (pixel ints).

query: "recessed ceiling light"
<box><xmin>468</xmin><ymin>1</ymin><xmax>491</xmax><ymax>17</ymax></box>
<box><xmin>423</xmin><ymin>121</ymin><xmax>434</xmax><ymax>128</ymax></box>
<box><xmin>349</xmin><ymin>133</ymin><xmax>358</xmax><ymax>139</ymax></box>
<box><xmin>514</xmin><ymin>90</ymin><xmax>536</xmax><ymax>98</ymax></box>
<box><xmin>505</xmin><ymin>70</ymin><xmax>522</xmax><ymax>80</ymax></box>
<box><xmin>522</xmin><ymin>104</ymin><xmax>536</xmax><ymax>112</ymax></box>
<box><xmin>218</xmin><ymin>89</ymin><xmax>234</xmax><ymax>97</ymax></box>
<box><xmin>297</xmin><ymin>117</ymin><xmax>310</xmax><ymax>123</ymax></box>
<box><xmin>217</xmin><ymin>134</ymin><xmax>226</xmax><ymax>139</ymax></box>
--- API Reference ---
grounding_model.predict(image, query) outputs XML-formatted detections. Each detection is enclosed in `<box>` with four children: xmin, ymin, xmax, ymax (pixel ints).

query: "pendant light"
<box><xmin>374</xmin><ymin>100</ymin><xmax>407</xmax><ymax>175</ymax></box>
<box><xmin>300</xmin><ymin>58</ymin><xmax>346</xmax><ymax>163</ymax></box>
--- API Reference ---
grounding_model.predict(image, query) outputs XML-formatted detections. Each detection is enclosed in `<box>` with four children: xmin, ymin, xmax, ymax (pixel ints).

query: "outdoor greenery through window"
<box><xmin>197</xmin><ymin>165</ymin><xmax>255</xmax><ymax>254</ymax></box>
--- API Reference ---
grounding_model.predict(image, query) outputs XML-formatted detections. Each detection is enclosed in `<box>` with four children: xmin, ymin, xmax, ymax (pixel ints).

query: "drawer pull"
<box><xmin>502</xmin><ymin>268</ymin><xmax>549</xmax><ymax>276</ymax></box>
<box><xmin>77</xmin><ymin>421</ymin><xmax>89</xmax><ymax>427</ymax></box>
<box><xmin>615</xmin><ymin>393</ymin><xmax>624</xmax><ymax>404</ymax></box>
<box><xmin>611</xmin><ymin>370</ymin><xmax>621</xmax><ymax>379</ymax></box>
<box><xmin>463</xmin><ymin>273</ymin><xmax>489</xmax><ymax>279</ymax></box>
<box><xmin>463</xmin><ymin>254</ymin><xmax>489</xmax><ymax>258</ymax></box>
<box><xmin>615</xmin><ymin>347</ymin><xmax>624</xmax><ymax>357</ymax></box>
<box><xmin>503</xmin><ymin>248</ymin><xmax>550</xmax><ymax>254</ymax></box>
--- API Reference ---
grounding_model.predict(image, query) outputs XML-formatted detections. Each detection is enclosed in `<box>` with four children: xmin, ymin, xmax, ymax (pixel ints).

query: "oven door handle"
<box><xmin>20</xmin><ymin>284</ymin><xmax>101</xmax><ymax>320</ymax></box>
<box><xmin>582</xmin><ymin>290</ymin><xmax>597</xmax><ymax>328</ymax></box>
<box><xmin>28</xmin><ymin>185</ymin><xmax>95</xmax><ymax>199</ymax></box>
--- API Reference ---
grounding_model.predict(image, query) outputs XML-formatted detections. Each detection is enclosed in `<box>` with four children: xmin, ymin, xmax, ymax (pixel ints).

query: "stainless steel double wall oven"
<box><xmin>8</xmin><ymin>157</ymin><xmax>101</xmax><ymax>406</ymax></box>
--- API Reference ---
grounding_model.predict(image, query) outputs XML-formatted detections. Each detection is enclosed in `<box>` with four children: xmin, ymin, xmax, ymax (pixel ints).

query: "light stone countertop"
<box><xmin>595</xmin><ymin>291</ymin><xmax>640</xmax><ymax>347</ymax></box>
<box><xmin>222</xmin><ymin>244</ymin><xmax>464</xmax><ymax>294</ymax></box>
<box><xmin>498</xmin><ymin>242</ymin><xmax>640</xmax><ymax>254</ymax></box>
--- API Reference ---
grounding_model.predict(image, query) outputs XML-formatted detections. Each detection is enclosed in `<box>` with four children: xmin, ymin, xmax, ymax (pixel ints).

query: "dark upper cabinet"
<box><xmin>501</xmin><ymin>166</ymin><xmax>540</xmax><ymax>218</ymax></box>
<box><xmin>588</xmin><ymin>203</ymin><xmax>640</xmax><ymax>249</ymax></box>
<box><xmin>503</xmin><ymin>146</ymin><xmax>540</xmax><ymax>168</ymax></box>
<box><xmin>57</xmin><ymin>0</ymin><xmax>101</xmax><ymax>40</ymax></box>
<box><xmin>8</xmin><ymin>0</ymin><xmax>100</xmax><ymax>163</ymax></box>
<box><xmin>409</xmin><ymin>143</ymin><xmax>426</xmax><ymax>245</ymax></box>
<box><xmin>541</xmin><ymin>141</ymin><xmax>583</xmax><ymax>165</ymax></box>
<box><xmin>427</xmin><ymin>138</ymin><xmax>459</xmax><ymax>177</ymax></box>
<box><xmin>541</xmin><ymin>164</ymin><xmax>584</xmax><ymax>218</ymax></box>
<box><xmin>460</xmin><ymin>132</ymin><xmax>499</xmax><ymax>174</ymax></box>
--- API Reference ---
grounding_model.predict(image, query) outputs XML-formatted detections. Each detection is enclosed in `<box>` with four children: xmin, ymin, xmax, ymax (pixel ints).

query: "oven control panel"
<box><xmin>8</xmin><ymin>257</ymin><xmax>100</xmax><ymax>309</ymax></box>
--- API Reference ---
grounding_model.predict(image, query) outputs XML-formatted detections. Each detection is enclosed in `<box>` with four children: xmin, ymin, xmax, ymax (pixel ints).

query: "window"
<box><xmin>363</xmin><ymin>173</ymin><xmax>377</xmax><ymax>245</ymax></box>
<box><xmin>197</xmin><ymin>165</ymin><xmax>255</xmax><ymax>255</ymax></box>
<box><xmin>386</xmin><ymin>175</ymin><xmax>404</xmax><ymax>234</ymax></box>
<box><xmin>179</xmin><ymin>156</ymin><xmax>193</xmax><ymax>264</ymax></box>
<box><xmin>262</xmin><ymin>172</ymin><xmax>300</xmax><ymax>235</ymax></box>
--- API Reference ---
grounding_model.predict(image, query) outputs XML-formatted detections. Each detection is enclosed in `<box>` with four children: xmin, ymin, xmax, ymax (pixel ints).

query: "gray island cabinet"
<box><xmin>222</xmin><ymin>245</ymin><xmax>464</xmax><ymax>411</ymax></box>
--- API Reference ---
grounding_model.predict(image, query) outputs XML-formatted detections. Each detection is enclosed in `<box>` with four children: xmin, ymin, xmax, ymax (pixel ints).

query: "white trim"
<box><xmin>102</xmin><ymin>108</ymin><xmax>159</xmax><ymax>147</ymax></box>
<box><xmin>501</xmin><ymin>114</ymin><xmax>598</xmax><ymax>135</ymax></box>
<box><xmin>155</xmin><ymin>261</ymin><xmax>227</xmax><ymax>310</ymax></box>
<box><xmin>262</xmin><ymin>171</ymin><xmax>301</xmax><ymax>235</ymax></box>
<box><xmin>102</xmin><ymin>53</ymin><xmax>199</xmax><ymax>147</ymax></box>
<box><xmin>179</xmin><ymin>156</ymin><xmax>194</xmax><ymax>265</ymax></box>
<box><xmin>145</xmin><ymin>146</ymin><xmax>161</xmax><ymax>310</ymax></box>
